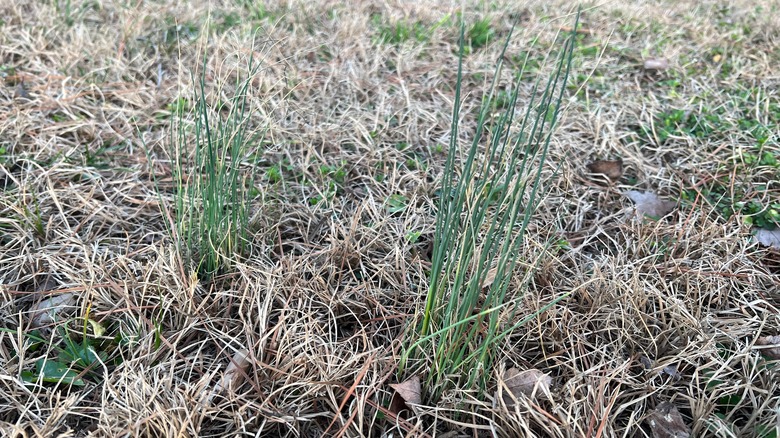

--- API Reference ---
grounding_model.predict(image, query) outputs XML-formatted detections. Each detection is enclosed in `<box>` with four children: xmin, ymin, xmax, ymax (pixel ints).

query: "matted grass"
<box><xmin>0</xmin><ymin>0</ymin><xmax>778</xmax><ymax>437</ymax></box>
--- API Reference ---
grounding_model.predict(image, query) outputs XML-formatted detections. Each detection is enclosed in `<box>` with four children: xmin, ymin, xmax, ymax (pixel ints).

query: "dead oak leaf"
<box><xmin>481</xmin><ymin>266</ymin><xmax>498</xmax><ymax>289</ymax></box>
<box><xmin>644</xmin><ymin>58</ymin><xmax>670</xmax><ymax>71</ymax></box>
<box><xmin>625</xmin><ymin>190</ymin><xmax>676</xmax><ymax>219</ymax></box>
<box><xmin>29</xmin><ymin>293</ymin><xmax>77</xmax><ymax>328</ymax></box>
<box><xmin>215</xmin><ymin>348</ymin><xmax>252</xmax><ymax>393</ymax></box>
<box><xmin>14</xmin><ymin>80</ymin><xmax>31</xmax><ymax>101</ymax></box>
<box><xmin>500</xmin><ymin>367</ymin><xmax>551</xmax><ymax>406</ymax></box>
<box><xmin>389</xmin><ymin>376</ymin><xmax>421</xmax><ymax>415</ymax></box>
<box><xmin>661</xmin><ymin>364</ymin><xmax>682</xmax><ymax>381</ymax></box>
<box><xmin>646</xmin><ymin>402</ymin><xmax>690</xmax><ymax>438</ymax></box>
<box><xmin>754</xmin><ymin>228</ymin><xmax>780</xmax><ymax>250</ymax></box>
<box><xmin>755</xmin><ymin>335</ymin><xmax>780</xmax><ymax>360</ymax></box>
<box><xmin>586</xmin><ymin>159</ymin><xmax>623</xmax><ymax>182</ymax></box>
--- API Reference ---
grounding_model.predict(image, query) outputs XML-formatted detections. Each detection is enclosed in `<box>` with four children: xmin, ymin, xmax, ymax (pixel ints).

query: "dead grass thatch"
<box><xmin>1</xmin><ymin>0</ymin><xmax>779</xmax><ymax>437</ymax></box>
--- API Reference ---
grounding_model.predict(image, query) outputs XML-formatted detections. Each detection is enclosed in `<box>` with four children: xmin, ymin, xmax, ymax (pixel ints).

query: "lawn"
<box><xmin>1</xmin><ymin>0</ymin><xmax>779</xmax><ymax>437</ymax></box>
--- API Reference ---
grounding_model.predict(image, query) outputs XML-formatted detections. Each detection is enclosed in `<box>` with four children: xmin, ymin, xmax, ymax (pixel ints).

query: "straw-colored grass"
<box><xmin>0</xmin><ymin>0</ymin><xmax>778</xmax><ymax>437</ymax></box>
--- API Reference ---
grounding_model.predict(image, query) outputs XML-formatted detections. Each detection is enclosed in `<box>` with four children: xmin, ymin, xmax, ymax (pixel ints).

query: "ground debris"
<box><xmin>498</xmin><ymin>367</ymin><xmax>551</xmax><ymax>406</ymax></box>
<box><xmin>389</xmin><ymin>376</ymin><xmax>421</xmax><ymax>415</ymax></box>
<box><xmin>586</xmin><ymin>159</ymin><xmax>623</xmax><ymax>182</ymax></box>
<box><xmin>29</xmin><ymin>293</ymin><xmax>77</xmax><ymax>329</ymax></box>
<box><xmin>214</xmin><ymin>348</ymin><xmax>252</xmax><ymax>393</ymax></box>
<box><xmin>645</xmin><ymin>402</ymin><xmax>690</xmax><ymax>438</ymax></box>
<box><xmin>644</xmin><ymin>58</ymin><xmax>670</xmax><ymax>71</ymax></box>
<box><xmin>754</xmin><ymin>228</ymin><xmax>780</xmax><ymax>250</ymax></box>
<box><xmin>755</xmin><ymin>336</ymin><xmax>780</xmax><ymax>360</ymax></box>
<box><xmin>625</xmin><ymin>190</ymin><xmax>676</xmax><ymax>219</ymax></box>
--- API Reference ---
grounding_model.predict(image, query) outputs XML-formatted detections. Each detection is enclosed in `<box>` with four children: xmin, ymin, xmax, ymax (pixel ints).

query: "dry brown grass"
<box><xmin>1</xmin><ymin>0</ymin><xmax>779</xmax><ymax>436</ymax></box>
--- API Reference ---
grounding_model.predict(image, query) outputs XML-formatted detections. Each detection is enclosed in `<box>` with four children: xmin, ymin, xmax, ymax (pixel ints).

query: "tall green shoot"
<box><xmin>400</xmin><ymin>14</ymin><xmax>579</xmax><ymax>403</ymax></box>
<box><xmin>165</xmin><ymin>54</ymin><xmax>262</xmax><ymax>278</ymax></box>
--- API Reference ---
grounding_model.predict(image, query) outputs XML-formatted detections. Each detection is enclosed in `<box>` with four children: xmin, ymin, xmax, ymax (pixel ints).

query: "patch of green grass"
<box><xmin>386</xmin><ymin>194</ymin><xmax>408</xmax><ymax>214</ymax></box>
<box><xmin>643</xmin><ymin>87</ymin><xmax>779</xmax><ymax>229</ymax></box>
<box><xmin>643</xmin><ymin>109</ymin><xmax>723</xmax><ymax>144</ymax></box>
<box><xmin>682</xmin><ymin>173</ymin><xmax>780</xmax><ymax>230</ymax></box>
<box><xmin>640</xmin><ymin>87</ymin><xmax>779</xmax><ymax>145</ymax></box>
<box><xmin>266</xmin><ymin>164</ymin><xmax>283</xmax><ymax>184</ymax></box>
<box><xmin>701</xmin><ymin>344</ymin><xmax>780</xmax><ymax>436</ymax></box>
<box><xmin>371</xmin><ymin>13</ymin><xmax>453</xmax><ymax>46</ymax></box>
<box><xmin>213</xmin><ymin>11</ymin><xmax>241</xmax><ymax>32</ymax></box>
<box><xmin>0</xmin><ymin>146</ymin><xmax>10</xmax><ymax>165</ymax></box>
<box><xmin>306</xmin><ymin>161</ymin><xmax>347</xmax><ymax>206</ymax></box>
<box><xmin>386</xmin><ymin>142</ymin><xmax>428</xmax><ymax>172</ymax></box>
<box><xmin>756</xmin><ymin>424</ymin><xmax>779</xmax><ymax>438</ymax></box>
<box><xmin>405</xmin><ymin>229</ymin><xmax>422</xmax><ymax>243</ymax></box>
<box><xmin>155</xmin><ymin>53</ymin><xmax>263</xmax><ymax>278</ymax></box>
<box><xmin>399</xmin><ymin>14</ymin><xmax>578</xmax><ymax>404</ymax></box>
<box><xmin>467</xmin><ymin>18</ymin><xmax>494</xmax><ymax>49</ymax></box>
<box><xmin>574</xmin><ymin>33</ymin><xmax>600</xmax><ymax>57</ymax></box>
<box><xmin>511</xmin><ymin>48</ymin><xmax>544</xmax><ymax>73</ymax></box>
<box><xmin>237</xmin><ymin>0</ymin><xmax>280</xmax><ymax>22</ymax></box>
<box><xmin>489</xmin><ymin>89</ymin><xmax>512</xmax><ymax>110</ymax></box>
<box><xmin>378</xmin><ymin>20</ymin><xmax>428</xmax><ymax>45</ymax></box>
<box><xmin>683</xmin><ymin>143</ymin><xmax>780</xmax><ymax>229</ymax></box>
<box><xmin>0</xmin><ymin>64</ymin><xmax>15</xmax><ymax>80</ymax></box>
<box><xmin>371</xmin><ymin>15</ymin><xmax>431</xmax><ymax>45</ymax></box>
<box><xmin>163</xmin><ymin>18</ymin><xmax>200</xmax><ymax>47</ymax></box>
<box><xmin>319</xmin><ymin>161</ymin><xmax>347</xmax><ymax>184</ymax></box>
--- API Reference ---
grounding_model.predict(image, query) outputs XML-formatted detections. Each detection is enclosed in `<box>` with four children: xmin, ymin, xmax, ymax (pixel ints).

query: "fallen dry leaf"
<box><xmin>639</xmin><ymin>355</ymin><xmax>654</xmax><ymax>370</ymax></box>
<box><xmin>14</xmin><ymin>81</ymin><xmax>30</xmax><ymax>100</ymax></box>
<box><xmin>500</xmin><ymin>367</ymin><xmax>551</xmax><ymax>405</ymax></box>
<box><xmin>34</xmin><ymin>274</ymin><xmax>58</xmax><ymax>292</ymax></box>
<box><xmin>214</xmin><ymin>348</ymin><xmax>252</xmax><ymax>394</ymax></box>
<box><xmin>625</xmin><ymin>190</ymin><xmax>676</xmax><ymax>219</ymax></box>
<box><xmin>754</xmin><ymin>228</ymin><xmax>780</xmax><ymax>250</ymax></box>
<box><xmin>755</xmin><ymin>335</ymin><xmax>780</xmax><ymax>360</ymax></box>
<box><xmin>644</xmin><ymin>58</ymin><xmax>670</xmax><ymax>71</ymax></box>
<box><xmin>29</xmin><ymin>293</ymin><xmax>76</xmax><ymax>328</ymax></box>
<box><xmin>586</xmin><ymin>159</ymin><xmax>623</xmax><ymax>182</ymax></box>
<box><xmin>646</xmin><ymin>402</ymin><xmax>690</xmax><ymax>438</ymax></box>
<box><xmin>481</xmin><ymin>266</ymin><xmax>498</xmax><ymax>289</ymax></box>
<box><xmin>389</xmin><ymin>376</ymin><xmax>421</xmax><ymax>415</ymax></box>
<box><xmin>661</xmin><ymin>364</ymin><xmax>682</xmax><ymax>381</ymax></box>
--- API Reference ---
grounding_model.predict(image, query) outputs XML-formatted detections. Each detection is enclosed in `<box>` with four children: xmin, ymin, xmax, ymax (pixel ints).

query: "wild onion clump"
<box><xmin>400</xmin><ymin>16</ymin><xmax>578</xmax><ymax>403</ymax></box>
<box><xmin>164</xmin><ymin>55</ymin><xmax>261</xmax><ymax>278</ymax></box>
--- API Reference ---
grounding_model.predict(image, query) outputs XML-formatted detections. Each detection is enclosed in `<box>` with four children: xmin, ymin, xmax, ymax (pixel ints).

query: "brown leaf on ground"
<box><xmin>639</xmin><ymin>355</ymin><xmax>654</xmax><ymax>370</ymax></box>
<box><xmin>34</xmin><ymin>274</ymin><xmax>59</xmax><ymax>293</ymax></box>
<box><xmin>755</xmin><ymin>336</ymin><xmax>780</xmax><ymax>360</ymax></box>
<box><xmin>29</xmin><ymin>293</ymin><xmax>76</xmax><ymax>328</ymax></box>
<box><xmin>215</xmin><ymin>349</ymin><xmax>252</xmax><ymax>393</ymax></box>
<box><xmin>586</xmin><ymin>159</ymin><xmax>623</xmax><ymax>182</ymax></box>
<box><xmin>14</xmin><ymin>81</ymin><xmax>30</xmax><ymax>100</ymax></box>
<box><xmin>625</xmin><ymin>190</ymin><xmax>676</xmax><ymax>219</ymax></box>
<box><xmin>754</xmin><ymin>228</ymin><xmax>780</xmax><ymax>250</ymax></box>
<box><xmin>646</xmin><ymin>402</ymin><xmax>690</xmax><ymax>438</ymax></box>
<box><xmin>500</xmin><ymin>367</ymin><xmax>551</xmax><ymax>405</ymax></box>
<box><xmin>644</xmin><ymin>58</ymin><xmax>670</xmax><ymax>71</ymax></box>
<box><xmin>389</xmin><ymin>376</ymin><xmax>421</xmax><ymax>414</ymax></box>
<box><xmin>481</xmin><ymin>266</ymin><xmax>498</xmax><ymax>289</ymax></box>
<box><xmin>661</xmin><ymin>364</ymin><xmax>682</xmax><ymax>381</ymax></box>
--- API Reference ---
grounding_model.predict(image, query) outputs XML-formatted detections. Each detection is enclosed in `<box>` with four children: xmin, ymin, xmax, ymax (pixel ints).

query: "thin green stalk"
<box><xmin>157</xmin><ymin>51</ymin><xmax>262</xmax><ymax>278</ymax></box>
<box><xmin>401</xmin><ymin>11</ymin><xmax>580</xmax><ymax>403</ymax></box>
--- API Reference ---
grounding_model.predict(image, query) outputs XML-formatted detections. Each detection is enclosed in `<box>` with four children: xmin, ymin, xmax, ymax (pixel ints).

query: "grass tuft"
<box><xmin>163</xmin><ymin>54</ymin><xmax>262</xmax><ymax>278</ymax></box>
<box><xmin>399</xmin><ymin>14</ymin><xmax>579</xmax><ymax>404</ymax></box>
